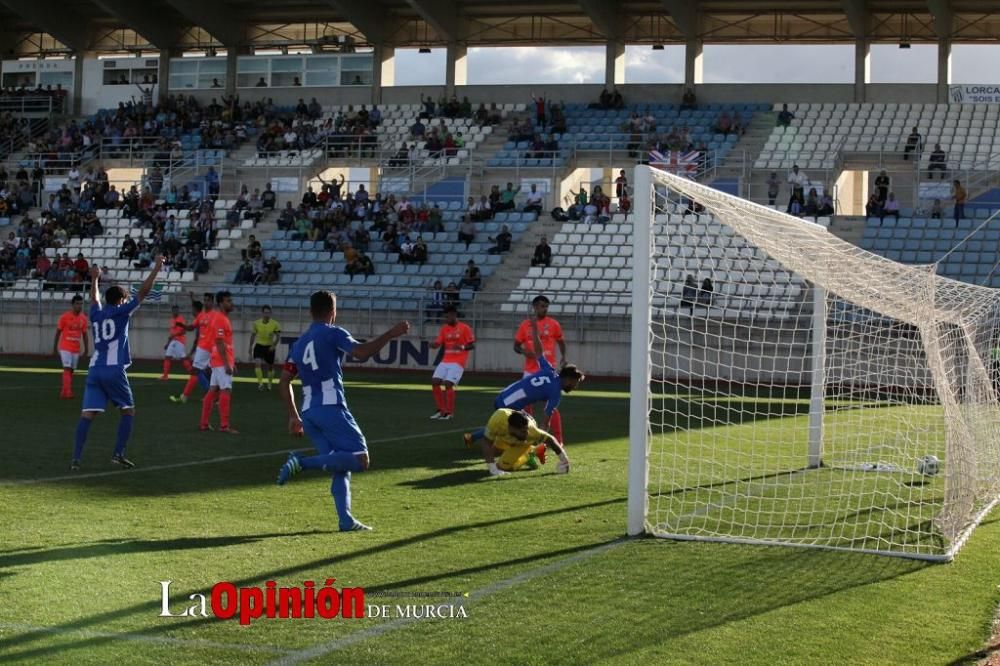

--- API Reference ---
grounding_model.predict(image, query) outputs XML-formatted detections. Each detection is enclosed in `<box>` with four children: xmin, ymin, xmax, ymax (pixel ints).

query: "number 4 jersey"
<box><xmin>286</xmin><ymin>322</ymin><xmax>359</xmax><ymax>412</ymax></box>
<box><xmin>89</xmin><ymin>299</ymin><xmax>141</xmax><ymax>368</ymax></box>
<box><xmin>495</xmin><ymin>354</ymin><xmax>563</xmax><ymax>415</ymax></box>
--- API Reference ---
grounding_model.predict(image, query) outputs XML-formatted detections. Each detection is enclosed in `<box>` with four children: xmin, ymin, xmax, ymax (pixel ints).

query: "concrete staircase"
<box><xmin>476</xmin><ymin>213</ymin><xmax>563</xmax><ymax>300</ymax></box>
<box><xmin>713</xmin><ymin>112</ymin><xmax>776</xmax><ymax>192</ymax></box>
<box><xmin>198</xmin><ymin>209</ymin><xmax>279</xmax><ymax>285</ymax></box>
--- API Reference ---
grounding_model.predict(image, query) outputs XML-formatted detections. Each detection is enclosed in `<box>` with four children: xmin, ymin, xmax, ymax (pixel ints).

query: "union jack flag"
<box><xmin>648</xmin><ymin>150</ymin><xmax>700</xmax><ymax>177</ymax></box>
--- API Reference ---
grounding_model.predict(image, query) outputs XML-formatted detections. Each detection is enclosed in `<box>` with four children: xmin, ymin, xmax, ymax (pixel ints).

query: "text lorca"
<box><xmin>159</xmin><ymin>579</ymin><xmax>365</xmax><ymax>625</ymax></box>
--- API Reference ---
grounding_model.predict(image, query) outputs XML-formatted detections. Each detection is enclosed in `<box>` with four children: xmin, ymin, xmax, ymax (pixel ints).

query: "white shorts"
<box><xmin>165</xmin><ymin>340</ymin><xmax>187</xmax><ymax>359</ymax></box>
<box><xmin>59</xmin><ymin>351</ymin><xmax>80</xmax><ymax>370</ymax></box>
<box><xmin>192</xmin><ymin>347</ymin><xmax>212</xmax><ymax>370</ymax></box>
<box><xmin>210</xmin><ymin>366</ymin><xmax>234</xmax><ymax>390</ymax></box>
<box><xmin>432</xmin><ymin>362</ymin><xmax>465</xmax><ymax>385</ymax></box>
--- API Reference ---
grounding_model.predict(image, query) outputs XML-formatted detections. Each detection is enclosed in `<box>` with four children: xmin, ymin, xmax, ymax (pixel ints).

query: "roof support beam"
<box><xmin>578</xmin><ymin>0</ymin><xmax>622</xmax><ymax>39</ymax></box>
<box><xmin>405</xmin><ymin>0</ymin><xmax>462</xmax><ymax>42</ymax></box>
<box><xmin>325</xmin><ymin>0</ymin><xmax>387</xmax><ymax>44</ymax></box>
<box><xmin>161</xmin><ymin>0</ymin><xmax>244</xmax><ymax>47</ymax></box>
<box><xmin>659</xmin><ymin>0</ymin><xmax>697</xmax><ymax>40</ymax></box>
<box><xmin>841</xmin><ymin>0</ymin><xmax>867</xmax><ymax>38</ymax></box>
<box><xmin>93</xmin><ymin>0</ymin><xmax>184</xmax><ymax>49</ymax></box>
<box><xmin>926</xmin><ymin>0</ymin><xmax>953</xmax><ymax>39</ymax></box>
<box><xmin>0</xmin><ymin>0</ymin><xmax>90</xmax><ymax>51</ymax></box>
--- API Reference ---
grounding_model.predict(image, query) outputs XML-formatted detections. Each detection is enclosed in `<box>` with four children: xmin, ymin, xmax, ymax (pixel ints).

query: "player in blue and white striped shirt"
<box><xmin>276</xmin><ymin>290</ymin><xmax>409</xmax><ymax>531</ymax></box>
<box><xmin>71</xmin><ymin>255</ymin><xmax>163</xmax><ymax>471</ymax></box>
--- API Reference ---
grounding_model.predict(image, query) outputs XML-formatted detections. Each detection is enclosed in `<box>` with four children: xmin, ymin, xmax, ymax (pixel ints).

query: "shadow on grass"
<box><xmin>0</xmin><ymin>497</ymin><xmax>628</xmax><ymax>660</ymax></box>
<box><xmin>0</xmin><ymin>530</ymin><xmax>334</xmax><ymax>570</ymax></box>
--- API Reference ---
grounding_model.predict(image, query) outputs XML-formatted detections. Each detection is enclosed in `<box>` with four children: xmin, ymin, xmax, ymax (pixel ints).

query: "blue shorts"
<box><xmin>82</xmin><ymin>366</ymin><xmax>135</xmax><ymax>412</ymax></box>
<box><xmin>301</xmin><ymin>406</ymin><xmax>367</xmax><ymax>456</ymax></box>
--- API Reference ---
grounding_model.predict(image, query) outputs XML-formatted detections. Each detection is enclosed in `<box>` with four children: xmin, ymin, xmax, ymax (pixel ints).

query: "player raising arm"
<box><xmin>275</xmin><ymin>290</ymin><xmax>410</xmax><ymax>532</ymax></box>
<box><xmin>54</xmin><ymin>294</ymin><xmax>90</xmax><ymax>399</ymax></box>
<box><xmin>471</xmin><ymin>408</ymin><xmax>570</xmax><ymax>476</ymax></box>
<box><xmin>71</xmin><ymin>255</ymin><xmax>163</xmax><ymax>470</ymax></box>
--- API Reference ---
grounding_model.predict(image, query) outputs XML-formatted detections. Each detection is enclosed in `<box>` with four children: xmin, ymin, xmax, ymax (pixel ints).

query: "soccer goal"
<box><xmin>627</xmin><ymin>165</ymin><xmax>1000</xmax><ymax>561</ymax></box>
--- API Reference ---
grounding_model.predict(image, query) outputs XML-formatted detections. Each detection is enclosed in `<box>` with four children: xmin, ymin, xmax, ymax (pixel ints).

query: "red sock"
<box><xmin>162</xmin><ymin>359</ymin><xmax>171</xmax><ymax>376</ymax></box>
<box><xmin>200</xmin><ymin>390</ymin><xmax>218</xmax><ymax>428</ymax></box>
<box><xmin>524</xmin><ymin>404</ymin><xmax>534</xmax><ymax>417</ymax></box>
<box><xmin>445</xmin><ymin>387</ymin><xmax>455</xmax><ymax>415</ymax></box>
<box><xmin>61</xmin><ymin>368</ymin><xmax>72</xmax><ymax>395</ymax></box>
<box><xmin>182</xmin><ymin>359</ymin><xmax>192</xmax><ymax>372</ymax></box>
<box><xmin>548</xmin><ymin>409</ymin><xmax>564</xmax><ymax>445</ymax></box>
<box><xmin>182</xmin><ymin>374</ymin><xmax>199</xmax><ymax>398</ymax></box>
<box><xmin>219</xmin><ymin>391</ymin><xmax>232</xmax><ymax>429</ymax></box>
<box><xmin>432</xmin><ymin>384</ymin><xmax>444</xmax><ymax>412</ymax></box>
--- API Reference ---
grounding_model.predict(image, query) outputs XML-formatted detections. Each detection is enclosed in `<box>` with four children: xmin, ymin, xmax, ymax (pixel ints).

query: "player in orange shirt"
<box><xmin>171</xmin><ymin>293</ymin><xmax>214</xmax><ymax>403</ymax></box>
<box><xmin>200</xmin><ymin>290</ymin><xmax>238</xmax><ymax>433</ymax></box>
<box><xmin>160</xmin><ymin>305</ymin><xmax>193</xmax><ymax>380</ymax></box>
<box><xmin>429</xmin><ymin>304</ymin><xmax>476</xmax><ymax>420</ymax></box>
<box><xmin>53</xmin><ymin>295</ymin><xmax>90</xmax><ymax>399</ymax></box>
<box><xmin>513</xmin><ymin>294</ymin><xmax>567</xmax><ymax>434</ymax></box>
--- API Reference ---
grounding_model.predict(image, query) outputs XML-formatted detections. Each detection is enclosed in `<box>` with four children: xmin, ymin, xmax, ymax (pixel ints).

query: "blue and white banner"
<box><xmin>129</xmin><ymin>283</ymin><xmax>163</xmax><ymax>302</ymax></box>
<box><xmin>949</xmin><ymin>85</ymin><xmax>1000</xmax><ymax>105</ymax></box>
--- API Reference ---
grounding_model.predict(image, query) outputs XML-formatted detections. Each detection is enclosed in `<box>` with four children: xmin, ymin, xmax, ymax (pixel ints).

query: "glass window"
<box><xmin>306</xmin><ymin>56</ymin><xmax>338</xmax><ymax>71</ymax></box>
<box><xmin>270</xmin><ymin>72</ymin><xmax>302</xmax><ymax>87</ymax></box>
<box><xmin>170</xmin><ymin>59</ymin><xmax>199</xmax><ymax>74</ymax></box>
<box><xmin>270</xmin><ymin>57</ymin><xmax>304</xmax><ymax>73</ymax></box>
<box><xmin>340</xmin><ymin>71</ymin><xmax>371</xmax><ymax>86</ymax></box>
<box><xmin>305</xmin><ymin>71</ymin><xmax>338</xmax><ymax>86</ymax></box>
<box><xmin>237</xmin><ymin>73</ymin><xmax>266</xmax><ymax>88</ymax></box>
<box><xmin>198</xmin><ymin>74</ymin><xmax>225</xmax><ymax>89</ymax></box>
<box><xmin>237</xmin><ymin>57</ymin><xmax>268</xmax><ymax>73</ymax></box>
<box><xmin>199</xmin><ymin>58</ymin><xmax>226</xmax><ymax>74</ymax></box>
<box><xmin>39</xmin><ymin>71</ymin><xmax>73</xmax><ymax>90</ymax></box>
<box><xmin>340</xmin><ymin>54</ymin><xmax>372</xmax><ymax>71</ymax></box>
<box><xmin>169</xmin><ymin>73</ymin><xmax>197</xmax><ymax>90</ymax></box>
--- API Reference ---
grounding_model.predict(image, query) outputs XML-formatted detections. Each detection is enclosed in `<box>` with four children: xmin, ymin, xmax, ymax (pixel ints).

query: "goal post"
<box><xmin>627</xmin><ymin>164</ymin><xmax>1000</xmax><ymax>561</ymax></box>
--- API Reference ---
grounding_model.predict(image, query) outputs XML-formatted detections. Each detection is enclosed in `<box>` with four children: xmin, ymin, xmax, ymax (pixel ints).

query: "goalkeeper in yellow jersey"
<box><xmin>249</xmin><ymin>305</ymin><xmax>281</xmax><ymax>391</ymax></box>
<box><xmin>466</xmin><ymin>408</ymin><xmax>571</xmax><ymax>476</ymax></box>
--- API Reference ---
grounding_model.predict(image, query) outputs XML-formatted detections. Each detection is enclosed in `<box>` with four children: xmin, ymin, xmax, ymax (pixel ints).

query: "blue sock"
<box><xmin>197</xmin><ymin>370</ymin><xmax>210</xmax><ymax>391</ymax></box>
<box><xmin>471</xmin><ymin>427</ymin><xmax>485</xmax><ymax>441</ymax></box>
<box><xmin>331</xmin><ymin>471</ymin><xmax>355</xmax><ymax>530</ymax></box>
<box><xmin>300</xmin><ymin>450</ymin><xmax>363</xmax><ymax>473</ymax></box>
<box><xmin>113</xmin><ymin>414</ymin><xmax>133</xmax><ymax>456</ymax></box>
<box><xmin>73</xmin><ymin>417</ymin><xmax>93</xmax><ymax>460</ymax></box>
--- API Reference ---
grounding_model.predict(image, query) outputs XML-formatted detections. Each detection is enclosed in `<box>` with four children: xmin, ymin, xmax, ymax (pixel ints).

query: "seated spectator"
<box><xmin>776</xmin><ymin>104</ymin><xmax>794</xmax><ymax>127</ymax></box>
<box><xmin>881</xmin><ymin>192</ymin><xmax>900</xmax><ymax>221</ymax></box>
<box><xmin>714</xmin><ymin>112</ymin><xmax>733</xmax><ymax>135</ymax></box>
<box><xmin>119</xmin><ymin>237</ymin><xmax>137</xmax><ymax>260</ymax></box>
<box><xmin>458</xmin><ymin>217</ymin><xmax>475</xmax><ymax>249</ymax></box>
<box><xmin>345</xmin><ymin>251</ymin><xmax>374</xmax><ymax>280</ymax></box>
<box><xmin>818</xmin><ymin>192</ymin><xmax>834</xmax><ymax>217</ymax></box>
<box><xmin>444</xmin><ymin>281</ymin><xmax>460</xmax><ymax>307</ymax></box>
<box><xmin>904</xmin><ymin>127</ymin><xmax>922</xmax><ymax>160</ymax></box>
<box><xmin>804</xmin><ymin>188</ymin><xmax>820</xmax><ymax>217</ymax></box>
<box><xmin>928</xmin><ymin>144</ymin><xmax>947</xmax><ymax>178</ymax></box>
<box><xmin>381</xmin><ymin>224</ymin><xmax>400</xmax><ymax>253</ymax></box>
<box><xmin>413</xmin><ymin>237</ymin><xmax>428</xmax><ymax>264</ymax></box>
<box><xmin>681</xmin><ymin>275</ymin><xmax>698</xmax><ymax>313</ymax></box>
<box><xmin>234</xmin><ymin>259</ymin><xmax>254</xmax><ymax>284</ymax></box>
<box><xmin>424</xmin><ymin>279</ymin><xmax>446</xmax><ymax>321</ymax></box>
<box><xmin>398</xmin><ymin>235</ymin><xmax>417</xmax><ymax>264</ymax></box>
<box><xmin>523</xmin><ymin>184</ymin><xmax>543</xmax><ymax>215</ymax></box>
<box><xmin>262</xmin><ymin>256</ymin><xmax>282</xmax><ymax>284</ymax></box>
<box><xmin>458</xmin><ymin>260</ymin><xmax>481</xmax><ymax>291</ymax></box>
<box><xmin>930</xmin><ymin>198</ymin><xmax>944</xmax><ymax>219</ymax></box>
<box><xmin>488</xmin><ymin>225</ymin><xmax>512</xmax><ymax>254</ymax></box>
<box><xmin>680</xmin><ymin>87</ymin><xmax>697</xmax><ymax>111</ymax></box>
<box><xmin>531</xmin><ymin>236</ymin><xmax>552</xmax><ymax>268</ymax></box>
<box><xmin>261</xmin><ymin>184</ymin><xmax>277</xmax><ymax>209</ymax></box>
<box><xmin>410</xmin><ymin>119</ymin><xmax>426</xmax><ymax>140</ymax></box>
<box><xmin>426</xmin><ymin>204</ymin><xmax>444</xmax><ymax>232</ymax></box>
<box><xmin>682</xmin><ymin>198</ymin><xmax>705</xmax><ymax>219</ymax></box>
<box><xmin>865</xmin><ymin>193</ymin><xmax>882</xmax><ymax>219</ymax></box>
<box><xmin>471</xmin><ymin>195</ymin><xmax>492</xmax><ymax>221</ymax></box>
<box><xmin>497</xmin><ymin>183</ymin><xmax>519</xmax><ymax>211</ymax></box>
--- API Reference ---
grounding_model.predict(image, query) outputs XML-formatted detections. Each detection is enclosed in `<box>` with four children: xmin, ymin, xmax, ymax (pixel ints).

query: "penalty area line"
<box><xmin>0</xmin><ymin>428</ymin><xmax>470</xmax><ymax>487</ymax></box>
<box><xmin>0</xmin><ymin>621</ymin><xmax>293</xmax><ymax>655</ymax></box>
<box><xmin>267</xmin><ymin>539</ymin><xmax>627</xmax><ymax>666</ymax></box>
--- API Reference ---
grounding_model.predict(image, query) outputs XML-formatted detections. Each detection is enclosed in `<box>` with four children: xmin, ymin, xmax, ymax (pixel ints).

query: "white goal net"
<box><xmin>627</xmin><ymin>165</ymin><xmax>1000</xmax><ymax>561</ymax></box>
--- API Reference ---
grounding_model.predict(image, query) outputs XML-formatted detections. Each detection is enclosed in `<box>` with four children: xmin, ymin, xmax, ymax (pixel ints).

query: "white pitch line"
<box><xmin>0</xmin><ymin>621</ymin><xmax>294</xmax><ymax>655</ymax></box>
<box><xmin>267</xmin><ymin>539</ymin><xmax>627</xmax><ymax>666</ymax></box>
<box><xmin>0</xmin><ymin>427</ymin><xmax>470</xmax><ymax>487</ymax></box>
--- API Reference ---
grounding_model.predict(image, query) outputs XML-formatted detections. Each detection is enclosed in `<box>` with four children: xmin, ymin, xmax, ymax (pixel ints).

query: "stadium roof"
<box><xmin>2</xmin><ymin>0</ymin><xmax>1000</xmax><ymax>55</ymax></box>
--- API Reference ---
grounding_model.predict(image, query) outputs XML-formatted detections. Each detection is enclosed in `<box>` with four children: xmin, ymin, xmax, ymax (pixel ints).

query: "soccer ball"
<box><xmin>917</xmin><ymin>455</ymin><xmax>940</xmax><ymax>477</ymax></box>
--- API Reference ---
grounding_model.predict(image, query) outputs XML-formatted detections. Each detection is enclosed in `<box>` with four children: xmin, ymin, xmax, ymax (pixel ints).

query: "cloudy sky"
<box><xmin>391</xmin><ymin>43</ymin><xmax>1000</xmax><ymax>86</ymax></box>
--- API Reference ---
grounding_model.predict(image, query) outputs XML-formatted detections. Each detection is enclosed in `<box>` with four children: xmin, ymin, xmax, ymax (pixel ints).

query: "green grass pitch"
<box><xmin>0</xmin><ymin>359</ymin><xmax>998</xmax><ymax>665</ymax></box>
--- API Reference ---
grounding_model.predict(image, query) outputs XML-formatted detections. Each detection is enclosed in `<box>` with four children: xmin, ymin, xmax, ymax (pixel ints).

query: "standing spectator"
<box><xmin>531</xmin><ymin>236</ymin><xmax>552</xmax><ymax>268</ymax></box>
<box><xmin>531</xmin><ymin>94</ymin><xmax>546</xmax><ymax>126</ymax></box>
<box><xmin>458</xmin><ymin>260</ymin><xmax>481</xmax><ymax>291</ymax></box>
<box><xmin>680</xmin><ymin>87</ymin><xmax>697</xmax><ymax>111</ymax></box>
<box><xmin>523</xmin><ymin>184</ymin><xmax>544</xmax><ymax>215</ymax></box>
<box><xmin>697</xmin><ymin>278</ymin><xmax>714</xmax><ymax>308</ymax></box>
<box><xmin>874</xmin><ymin>170</ymin><xmax>890</xmax><ymax>203</ymax></box>
<box><xmin>457</xmin><ymin>217</ymin><xmax>475</xmax><ymax>249</ymax></box>
<box><xmin>904</xmin><ymin>127</ymin><xmax>922</xmax><ymax>161</ymax></box>
<box><xmin>681</xmin><ymin>275</ymin><xmax>698</xmax><ymax>314</ymax></box>
<box><xmin>766</xmin><ymin>172</ymin><xmax>780</xmax><ymax>206</ymax></box>
<box><xmin>614</xmin><ymin>170</ymin><xmax>628</xmax><ymax>201</ymax></box>
<box><xmin>786</xmin><ymin>165</ymin><xmax>808</xmax><ymax>209</ymax></box>
<box><xmin>776</xmin><ymin>104</ymin><xmax>794</xmax><ymax>127</ymax></box>
<box><xmin>953</xmin><ymin>180</ymin><xmax>967</xmax><ymax>224</ymax></box>
<box><xmin>928</xmin><ymin>144</ymin><xmax>947</xmax><ymax>179</ymax></box>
